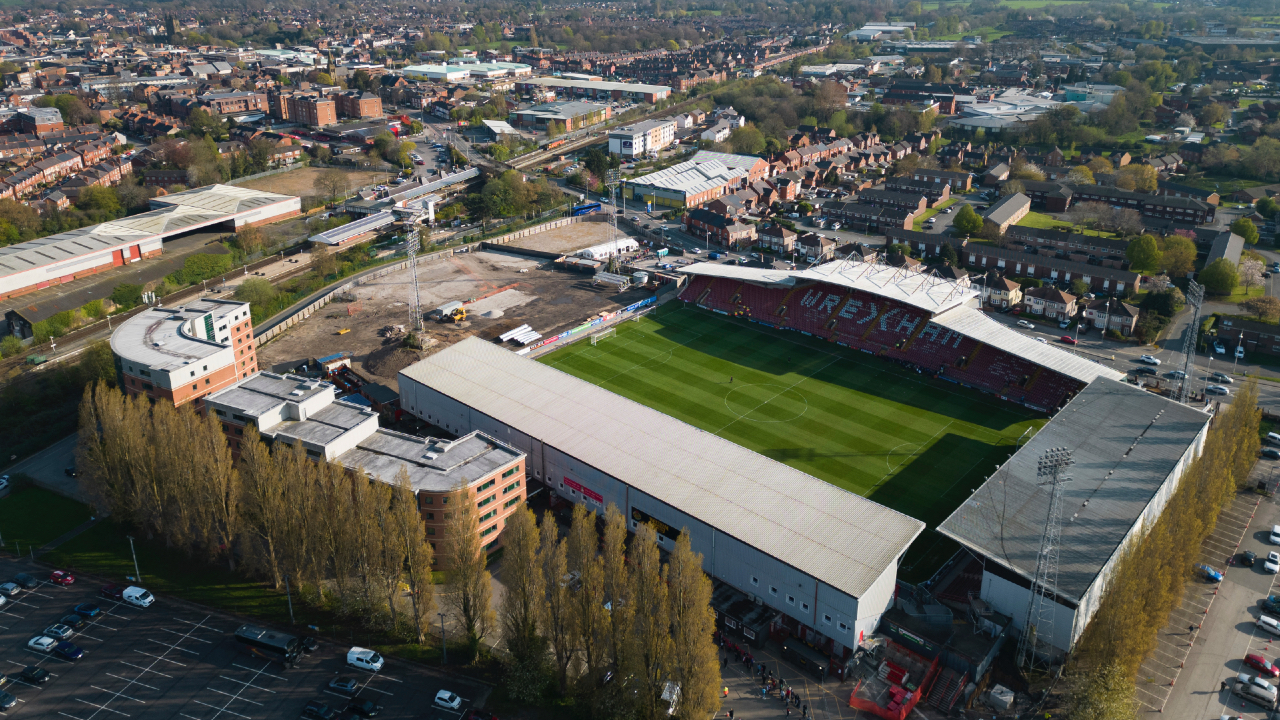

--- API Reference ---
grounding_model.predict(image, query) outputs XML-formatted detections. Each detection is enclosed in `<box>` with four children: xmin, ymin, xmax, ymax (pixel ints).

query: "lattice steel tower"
<box><xmin>408</xmin><ymin>231</ymin><xmax>423</xmax><ymax>331</ymax></box>
<box><xmin>1016</xmin><ymin>446</ymin><xmax>1074</xmax><ymax>669</ymax></box>
<box><xmin>1176</xmin><ymin>280</ymin><xmax>1205</xmax><ymax>405</ymax></box>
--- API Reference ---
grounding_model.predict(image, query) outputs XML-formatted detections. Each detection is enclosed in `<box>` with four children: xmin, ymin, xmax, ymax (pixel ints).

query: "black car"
<box><xmin>302</xmin><ymin>700</ymin><xmax>338</xmax><ymax>720</ymax></box>
<box><xmin>1265</xmin><ymin>448</ymin><xmax>1280</xmax><ymax>460</ymax></box>
<box><xmin>0</xmin><ymin>691</ymin><xmax>14</xmax><ymax>709</ymax></box>
<box><xmin>60</xmin><ymin>614</ymin><xmax>86</xmax><ymax>630</ymax></box>
<box><xmin>1242</xmin><ymin>550</ymin><xmax>1258</xmax><ymax>567</ymax></box>
<box><xmin>347</xmin><ymin>698</ymin><xmax>383</xmax><ymax>717</ymax></box>
<box><xmin>72</xmin><ymin>603</ymin><xmax>101</xmax><ymax>618</ymax></box>
<box><xmin>12</xmin><ymin>573</ymin><xmax>36</xmax><ymax>590</ymax></box>
<box><xmin>18</xmin><ymin>666</ymin><xmax>49</xmax><ymax>685</ymax></box>
<box><xmin>1133</xmin><ymin>367</ymin><xmax>1157</xmax><ymax>376</ymax></box>
<box><xmin>63</xmin><ymin>467</ymin><xmax>77</xmax><ymax>477</ymax></box>
<box><xmin>301</xmin><ymin>636</ymin><xmax>320</xmax><ymax>654</ymax></box>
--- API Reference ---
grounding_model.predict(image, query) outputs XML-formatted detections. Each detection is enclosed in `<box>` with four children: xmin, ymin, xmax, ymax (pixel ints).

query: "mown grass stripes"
<box><xmin>541</xmin><ymin>304</ymin><xmax>1048</xmax><ymax>579</ymax></box>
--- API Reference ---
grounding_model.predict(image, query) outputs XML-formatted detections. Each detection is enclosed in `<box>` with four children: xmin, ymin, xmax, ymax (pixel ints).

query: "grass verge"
<box><xmin>0</xmin><ymin>487</ymin><xmax>93</xmax><ymax>552</ymax></box>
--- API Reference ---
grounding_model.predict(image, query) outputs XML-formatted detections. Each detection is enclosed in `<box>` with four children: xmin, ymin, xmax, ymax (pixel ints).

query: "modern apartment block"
<box><xmin>608</xmin><ymin>119</ymin><xmax>676</xmax><ymax>157</ymax></box>
<box><xmin>333</xmin><ymin>91</ymin><xmax>384</xmax><ymax>120</ymax></box>
<box><xmin>205</xmin><ymin>372</ymin><xmax>527</xmax><ymax>559</ymax></box>
<box><xmin>110</xmin><ymin>298</ymin><xmax>258</xmax><ymax>410</ymax></box>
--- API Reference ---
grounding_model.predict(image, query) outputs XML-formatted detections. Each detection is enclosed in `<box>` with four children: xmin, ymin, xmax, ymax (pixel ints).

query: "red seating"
<box><xmin>736</xmin><ymin>282</ymin><xmax>786</xmax><ymax>320</ymax></box>
<box><xmin>784</xmin><ymin>285</ymin><xmax>843</xmax><ymax>337</ymax></box>
<box><xmin>679</xmin><ymin>276</ymin><xmax>713</xmax><ymax>304</ymax></box>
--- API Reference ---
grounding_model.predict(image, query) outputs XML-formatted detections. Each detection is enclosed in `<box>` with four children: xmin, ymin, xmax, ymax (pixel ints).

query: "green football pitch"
<box><xmin>538</xmin><ymin>303</ymin><xmax>1048</xmax><ymax>579</ymax></box>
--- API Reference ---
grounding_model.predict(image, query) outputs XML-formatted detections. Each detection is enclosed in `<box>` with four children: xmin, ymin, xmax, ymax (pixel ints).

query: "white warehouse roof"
<box><xmin>400</xmin><ymin>336</ymin><xmax>925</xmax><ymax>600</ymax></box>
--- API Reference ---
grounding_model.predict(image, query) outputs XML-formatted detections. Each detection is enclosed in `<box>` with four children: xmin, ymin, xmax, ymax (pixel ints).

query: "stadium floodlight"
<box><xmin>1017</xmin><ymin>446</ymin><xmax>1074</xmax><ymax>670</ymax></box>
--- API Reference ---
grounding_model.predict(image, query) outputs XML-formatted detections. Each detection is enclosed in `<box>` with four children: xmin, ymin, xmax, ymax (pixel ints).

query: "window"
<box><xmin>422</xmin><ymin>496</ymin><xmax>433</xmax><ymax>505</ymax></box>
<box><xmin>424</xmin><ymin>513</ymin><xmax>434</xmax><ymax>520</ymax></box>
<box><xmin>479</xmin><ymin>509</ymin><xmax>496</xmax><ymax>522</ymax></box>
<box><xmin>503</xmin><ymin>497</ymin><xmax>521</xmax><ymax>509</ymax></box>
<box><xmin>502</xmin><ymin>466</ymin><xmax>518</xmax><ymax>478</ymax></box>
<box><xmin>769</xmin><ymin>586</ymin><xmax>778</xmax><ymax>597</ymax></box>
<box><xmin>477</xmin><ymin>496</ymin><xmax>493</xmax><ymax>509</ymax></box>
<box><xmin>214</xmin><ymin>409</ymin><xmax>226</xmax><ymax>417</ymax></box>
<box><xmin>191</xmin><ymin>384</ymin><xmax>198</xmax><ymax>391</ymax></box>
<box><xmin>427</xmin><ymin>528</ymin><xmax>435</xmax><ymax>535</ymax></box>
<box><xmin>801</xmin><ymin>602</ymin><xmax>809</xmax><ymax>612</ymax></box>
<box><xmin>305</xmin><ymin>449</ymin><xmax>321</xmax><ymax>458</ymax></box>
<box><xmin>205</xmin><ymin>379</ymin><xmax>210</xmax><ymax>385</ymax></box>
<box><xmin>190</xmin><ymin>371</ymin><xmax>195</xmax><ymax>377</ymax></box>
<box><xmin>142</xmin><ymin>383</ymin><xmax>152</xmax><ymax>391</ymax></box>
<box><xmin>232</xmin><ymin>414</ymin><xmax>249</xmax><ymax>423</ymax></box>
<box><xmin>480</xmin><ymin>525</ymin><xmax>497</xmax><ymax>537</ymax></box>
<box><xmin>503</xmin><ymin>481</ymin><xmax>521</xmax><ymax>494</ymax></box>
<box><xmin>750</xmin><ymin>576</ymin><xmax>759</xmax><ymax>587</ymax></box>
<box><xmin>477</xmin><ymin>479</ymin><xmax>496</xmax><ymax>493</ymax></box>
<box><xmin>837</xmin><ymin>621</ymin><xmax>849</xmax><ymax>633</ymax></box>
<box><xmin>823</xmin><ymin>614</ymin><xmax>832</xmax><ymax>625</ymax></box>
<box><xmin>203</xmin><ymin>365</ymin><xmax>208</xmax><ymax>371</ymax></box>
<box><xmin>786</xmin><ymin>595</ymin><xmax>795</xmax><ymax>605</ymax></box>
<box><xmin>442</xmin><ymin>497</ymin><xmax>449</xmax><ymax>505</ymax></box>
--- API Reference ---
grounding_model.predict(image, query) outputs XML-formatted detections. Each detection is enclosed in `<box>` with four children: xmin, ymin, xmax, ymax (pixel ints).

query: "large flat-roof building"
<box><xmin>937</xmin><ymin>379</ymin><xmax>1211</xmax><ymax>655</ymax></box>
<box><xmin>624</xmin><ymin>157</ymin><xmax>747</xmax><ymax>209</ymax></box>
<box><xmin>515</xmin><ymin>77</ymin><xmax>672</xmax><ymax>103</ymax></box>
<box><xmin>110</xmin><ymin>298</ymin><xmax>258</xmax><ymax>409</ymax></box>
<box><xmin>398</xmin><ymin>336</ymin><xmax>926</xmax><ymax>650</ymax></box>
<box><xmin>206</xmin><ymin>371</ymin><xmax>527</xmax><ymax>560</ymax></box>
<box><xmin>508</xmin><ymin>101</ymin><xmax>612</xmax><ymax>132</ymax></box>
<box><xmin>0</xmin><ymin>184</ymin><xmax>299</xmax><ymax>305</ymax></box>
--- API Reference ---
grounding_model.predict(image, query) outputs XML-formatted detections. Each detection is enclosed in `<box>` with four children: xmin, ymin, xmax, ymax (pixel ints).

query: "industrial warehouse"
<box><xmin>397</xmin><ymin>336</ymin><xmax>927</xmax><ymax>670</ymax></box>
<box><xmin>0</xmin><ymin>184</ymin><xmax>300</xmax><ymax>301</ymax></box>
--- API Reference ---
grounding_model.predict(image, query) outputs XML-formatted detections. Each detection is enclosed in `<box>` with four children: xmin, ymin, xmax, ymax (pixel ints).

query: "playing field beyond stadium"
<box><xmin>539</xmin><ymin>303</ymin><xmax>1048</xmax><ymax>578</ymax></box>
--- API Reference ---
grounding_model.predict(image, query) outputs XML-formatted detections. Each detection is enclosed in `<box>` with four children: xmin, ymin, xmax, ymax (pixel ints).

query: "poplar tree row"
<box><xmin>499</xmin><ymin>502</ymin><xmax>722</xmax><ymax>720</ymax></box>
<box><xmin>1067</xmin><ymin>381</ymin><xmax>1262</xmax><ymax>718</ymax></box>
<box><xmin>76</xmin><ymin>382</ymin><xmax>437</xmax><ymax>641</ymax></box>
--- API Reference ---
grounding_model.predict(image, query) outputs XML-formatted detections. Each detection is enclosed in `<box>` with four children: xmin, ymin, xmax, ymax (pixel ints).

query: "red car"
<box><xmin>1058</xmin><ymin>335</ymin><xmax>1077</xmax><ymax>345</ymax></box>
<box><xmin>100</xmin><ymin>584</ymin><xmax>124</xmax><ymax>601</ymax></box>
<box><xmin>49</xmin><ymin>571</ymin><xmax>74</xmax><ymax>586</ymax></box>
<box><xmin>1246</xmin><ymin>653</ymin><xmax>1279</xmax><ymax>677</ymax></box>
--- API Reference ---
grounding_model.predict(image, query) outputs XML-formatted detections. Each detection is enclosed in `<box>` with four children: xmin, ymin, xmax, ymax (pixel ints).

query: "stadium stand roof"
<box><xmin>400</xmin><ymin>336</ymin><xmax>925</xmax><ymax>600</ymax></box>
<box><xmin>936</xmin><ymin>378</ymin><xmax>1210</xmax><ymax>602</ymax></box>
<box><xmin>928</xmin><ymin>305</ymin><xmax>1125</xmax><ymax>385</ymax></box>
<box><xmin>678</xmin><ymin>257</ymin><xmax>979</xmax><ymax>314</ymax></box>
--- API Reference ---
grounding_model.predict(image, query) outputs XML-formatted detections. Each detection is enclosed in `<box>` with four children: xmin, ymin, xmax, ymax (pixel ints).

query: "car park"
<box><xmin>1138</xmin><ymin>354</ymin><xmax>1161</xmax><ymax>365</ymax></box>
<box><xmin>122</xmin><ymin>586</ymin><xmax>154</xmax><ymax>607</ymax></box>
<box><xmin>18</xmin><ymin>666</ymin><xmax>48</xmax><ymax>684</ymax></box>
<box><xmin>1242</xmin><ymin>550</ymin><xmax>1258</xmax><ymax>567</ymax></box>
<box><xmin>435</xmin><ymin>690</ymin><xmax>463</xmax><ymax>709</ymax></box>
<box><xmin>49</xmin><ymin>570</ymin><xmax>74</xmax><ymax>585</ymax></box>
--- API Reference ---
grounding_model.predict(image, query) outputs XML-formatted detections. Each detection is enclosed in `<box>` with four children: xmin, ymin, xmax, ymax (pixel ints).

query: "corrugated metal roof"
<box><xmin>937</xmin><ymin>378</ymin><xmax>1210</xmax><ymax>601</ymax></box>
<box><xmin>399</xmin><ymin>336</ymin><xmax>925</xmax><ymax>599</ymax></box>
<box><xmin>929</xmin><ymin>305</ymin><xmax>1125</xmax><ymax>385</ymax></box>
<box><xmin>627</xmin><ymin>158</ymin><xmax>745</xmax><ymax>196</ymax></box>
<box><xmin>311</xmin><ymin>211</ymin><xmax>395</xmax><ymax>245</ymax></box>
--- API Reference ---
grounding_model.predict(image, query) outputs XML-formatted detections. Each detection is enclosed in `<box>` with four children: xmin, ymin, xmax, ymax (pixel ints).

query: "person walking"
<box><xmin>723</xmin><ymin>686</ymin><xmax>729</xmax><ymax>698</ymax></box>
<box><xmin>1221</xmin><ymin>679</ymin><xmax>1230</xmax><ymax>692</ymax></box>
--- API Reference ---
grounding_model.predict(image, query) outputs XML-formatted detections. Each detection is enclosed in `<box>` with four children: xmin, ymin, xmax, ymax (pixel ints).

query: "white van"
<box><xmin>122</xmin><ymin>587</ymin><xmax>154</xmax><ymax>608</ymax></box>
<box><xmin>1271</xmin><ymin>525</ymin><xmax>1280</xmax><ymax>545</ymax></box>
<box><xmin>1268</xmin><ymin>432</ymin><xmax>1280</xmax><ymax>446</ymax></box>
<box><xmin>1233</xmin><ymin>672</ymin><xmax>1279</xmax><ymax>710</ymax></box>
<box><xmin>1258</xmin><ymin>615</ymin><xmax>1280</xmax><ymax>638</ymax></box>
<box><xmin>347</xmin><ymin>647</ymin><xmax>384</xmax><ymax>672</ymax></box>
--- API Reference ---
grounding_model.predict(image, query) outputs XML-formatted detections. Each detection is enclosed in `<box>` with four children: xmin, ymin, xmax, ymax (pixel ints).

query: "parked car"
<box><xmin>100</xmin><ymin>584</ymin><xmax>124</xmax><ymax>601</ymax></box>
<box><xmin>1195</xmin><ymin>563</ymin><xmax>1224</xmax><ymax>582</ymax></box>
<box><xmin>1017</xmin><ymin>320</ymin><xmax>1035</xmax><ymax>329</ymax></box>
<box><xmin>72</xmin><ymin>603</ymin><xmax>100</xmax><ymax>618</ymax></box>
<box><xmin>0</xmin><ymin>692</ymin><xmax>14</xmax><ymax>710</ymax></box>
<box><xmin>44</xmin><ymin>624</ymin><xmax>74</xmax><ymax>640</ymax></box>
<box><xmin>1264</xmin><ymin>448</ymin><xmax>1280</xmax><ymax>460</ymax></box>
<box><xmin>53</xmin><ymin>642</ymin><xmax>83</xmax><ymax>661</ymax></box>
<box><xmin>1262</xmin><ymin>595</ymin><xmax>1280</xmax><ymax>615</ymax></box>
<box><xmin>435</xmin><ymin>690</ymin><xmax>463</xmax><ymax>710</ymax></box>
<box><xmin>1246</xmin><ymin>654</ymin><xmax>1280</xmax><ymax>678</ymax></box>
<box><xmin>49</xmin><ymin>570</ymin><xmax>74</xmax><ymax>586</ymax></box>
<box><xmin>302</xmin><ymin>700</ymin><xmax>338</xmax><ymax>720</ymax></box>
<box><xmin>12</xmin><ymin>574</ymin><xmax>36</xmax><ymax>590</ymax></box>
<box><xmin>0</xmin><ymin>583</ymin><xmax>21</xmax><ymax>598</ymax></box>
<box><xmin>26</xmin><ymin>636</ymin><xmax>55</xmax><ymax>653</ymax></box>
<box><xmin>18</xmin><ymin>666</ymin><xmax>48</xmax><ymax>685</ymax></box>
<box><xmin>328</xmin><ymin>677</ymin><xmax>359</xmax><ymax>695</ymax></box>
<box><xmin>1138</xmin><ymin>354</ymin><xmax>1161</xmax><ymax>365</ymax></box>
<box><xmin>1214</xmin><ymin>340</ymin><xmax>1226</xmax><ymax>354</ymax></box>
<box><xmin>301</xmin><ymin>636</ymin><xmax>320</xmax><ymax>654</ymax></box>
<box><xmin>122</xmin><ymin>587</ymin><xmax>154</xmax><ymax>608</ymax></box>
<box><xmin>1058</xmin><ymin>319</ymin><xmax>1070</xmax><ymax>329</ymax></box>
<box><xmin>59</xmin><ymin>615</ymin><xmax>85</xmax><ymax>630</ymax></box>
<box><xmin>1237</xmin><ymin>345</ymin><xmax>1247</xmax><ymax>359</ymax></box>
<box><xmin>63</xmin><ymin>467</ymin><xmax>77</xmax><ymax>477</ymax></box>
<box><xmin>1265</xmin><ymin>552</ymin><xmax>1279</xmax><ymax>574</ymax></box>
<box><xmin>347</xmin><ymin>647</ymin><xmax>383</xmax><ymax>672</ymax></box>
<box><xmin>347</xmin><ymin>698</ymin><xmax>384</xmax><ymax>717</ymax></box>
<box><xmin>1242</xmin><ymin>550</ymin><xmax>1258</xmax><ymax>567</ymax></box>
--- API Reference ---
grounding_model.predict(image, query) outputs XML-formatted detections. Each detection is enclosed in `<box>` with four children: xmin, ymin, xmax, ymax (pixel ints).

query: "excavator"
<box><xmin>439</xmin><ymin>306</ymin><xmax>468</xmax><ymax>324</ymax></box>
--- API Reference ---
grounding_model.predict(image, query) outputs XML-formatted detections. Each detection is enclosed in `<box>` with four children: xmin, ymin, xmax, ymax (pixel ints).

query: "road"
<box><xmin>0</xmin><ymin>434</ymin><xmax>85</xmax><ymax>504</ymax></box>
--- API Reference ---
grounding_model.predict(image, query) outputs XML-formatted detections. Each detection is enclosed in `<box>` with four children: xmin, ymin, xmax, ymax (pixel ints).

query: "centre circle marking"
<box><xmin>724</xmin><ymin>384</ymin><xmax>810</xmax><ymax>423</ymax></box>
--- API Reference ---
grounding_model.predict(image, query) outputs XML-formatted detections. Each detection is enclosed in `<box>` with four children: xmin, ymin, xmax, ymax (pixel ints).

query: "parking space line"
<box><xmin>118</xmin><ymin>662</ymin><xmax>171</xmax><ymax>679</ymax></box>
<box><xmin>132</xmin><ymin>650</ymin><xmax>186</xmax><ymax>666</ymax></box>
<box><xmin>192</xmin><ymin>699</ymin><xmax>250</xmax><ymax>719</ymax></box>
<box><xmin>147</xmin><ymin>639</ymin><xmax>200</xmax><ymax>655</ymax></box>
<box><xmin>207</xmin><ymin>687</ymin><xmax>263</xmax><ymax>705</ymax></box>
<box><xmin>93</xmin><ymin>624</ymin><xmax>121</xmax><ymax>632</ymax></box>
<box><xmin>231</xmin><ymin>663</ymin><xmax>284</xmax><ymax>680</ymax></box>
<box><xmin>219</xmin><ymin>676</ymin><xmax>275</xmax><ymax>693</ymax></box>
<box><xmin>91</xmin><ymin>686</ymin><xmax>147</xmax><ymax>703</ymax></box>
<box><xmin>7</xmin><ymin>679</ymin><xmax>42</xmax><ymax>690</ymax></box>
<box><xmin>77</xmin><ymin>633</ymin><xmax>103</xmax><ymax>642</ymax></box>
<box><xmin>162</xmin><ymin>629</ymin><xmax>212</xmax><ymax>644</ymax></box>
<box><xmin>74</xmin><ymin>698</ymin><xmax>130</xmax><ymax>716</ymax></box>
<box><xmin>0</xmin><ymin>611</ymin><xmax>25</xmax><ymax>619</ymax></box>
<box><xmin>379</xmin><ymin>675</ymin><xmax>403</xmax><ymax>683</ymax></box>
<box><xmin>360</xmin><ymin>685</ymin><xmax>394</xmax><ymax>696</ymax></box>
<box><xmin>106</xmin><ymin>674</ymin><xmax>157</xmax><ymax>691</ymax></box>
<box><xmin>175</xmin><ymin>618</ymin><xmax>223</xmax><ymax>632</ymax></box>
<box><xmin>58</xmin><ymin>713</ymin><xmax>89</xmax><ymax>720</ymax></box>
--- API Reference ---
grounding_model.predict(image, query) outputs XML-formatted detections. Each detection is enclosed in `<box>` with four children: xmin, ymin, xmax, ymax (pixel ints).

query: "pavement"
<box><xmin>1</xmin><ymin>434</ymin><xmax>88</xmax><ymax>505</ymax></box>
<box><xmin>1144</xmin><ymin>460</ymin><xmax>1280</xmax><ymax>720</ymax></box>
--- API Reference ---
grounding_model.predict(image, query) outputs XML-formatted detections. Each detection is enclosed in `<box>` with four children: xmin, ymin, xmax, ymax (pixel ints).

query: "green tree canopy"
<box><xmin>1231</xmin><ymin>217</ymin><xmax>1260</xmax><ymax>245</ymax></box>
<box><xmin>952</xmin><ymin>204</ymin><xmax>983</xmax><ymax>235</ymax></box>
<box><xmin>1125</xmin><ymin>234</ymin><xmax>1163</xmax><ymax>274</ymax></box>
<box><xmin>1199</xmin><ymin>257</ymin><xmax>1240</xmax><ymax>295</ymax></box>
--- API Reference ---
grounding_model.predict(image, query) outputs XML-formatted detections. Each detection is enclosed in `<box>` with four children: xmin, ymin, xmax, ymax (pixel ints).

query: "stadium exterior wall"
<box><xmin>398</xmin><ymin>377</ymin><xmax>892</xmax><ymax>651</ymax></box>
<box><xmin>974</xmin><ymin>419</ymin><xmax>1209</xmax><ymax>654</ymax></box>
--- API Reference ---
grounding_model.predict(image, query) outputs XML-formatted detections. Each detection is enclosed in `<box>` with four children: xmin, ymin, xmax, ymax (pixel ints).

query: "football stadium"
<box><xmin>398</xmin><ymin>252</ymin><xmax>1210</xmax><ymax>690</ymax></box>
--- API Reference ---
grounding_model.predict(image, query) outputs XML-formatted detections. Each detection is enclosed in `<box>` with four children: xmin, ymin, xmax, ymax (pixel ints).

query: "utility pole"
<box><xmin>127</xmin><ymin>535</ymin><xmax>141</xmax><ymax>583</ymax></box>
<box><xmin>1016</xmin><ymin>446</ymin><xmax>1074</xmax><ymax>669</ymax></box>
<box><xmin>408</xmin><ymin>231</ymin><xmax>423</xmax><ymax>331</ymax></box>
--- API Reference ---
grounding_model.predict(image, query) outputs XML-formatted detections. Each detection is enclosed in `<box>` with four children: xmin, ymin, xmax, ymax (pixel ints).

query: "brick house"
<box><xmin>854</xmin><ymin>188</ymin><xmax>928</xmax><ymax>213</ymax></box>
<box><xmin>758</xmin><ymin>224</ymin><xmax>796</xmax><ymax>253</ymax></box>
<box><xmin>796</xmin><ymin>232</ymin><xmax>836</xmax><ymax>261</ymax></box>
<box><xmin>333</xmin><ymin>90</ymin><xmax>383</xmax><ymax>119</ymax></box>
<box><xmin>1084</xmin><ymin>298</ymin><xmax>1139</xmax><ymax>336</ymax></box>
<box><xmin>884</xmin><ymin>176</ymin><xmax>951</xmax><ymax>206</ymax></box>
<box><xmin>683</xmin><ymin>208</ymin><xmax>757</xmax><ymax>249</ymax></box>
<box><xmin>198</xmin><ymin>91</ymin><xmax>269</xmax><ymax>115</ymax></box>
<box><xmin>965</xmin><ymin>244</ymin><xmax>1139</xmax><ymax>294</ymax></box>
<box><xmin>910</xmin><ymin>168</ymin><xmax>971</xmax><ymax>191</ymax></box>
<box><xmin>1023</xmin><ymin>285</ymin><xmax>1078</xmax><ymax>320</ymax></box>
<box><xmin>823</xmin><ymin>200</ymin><xmax>919</xmax><ymax>232</ymax></box>
<box><xmin>972</xmin><ymin>271</ymin><xmax>1023</xmax><ymax>309</ymax></box>
<box><xmin>1217</xmin><ymin>316</ymin><xmax>1280</xmax><ymax>356</ymax></box>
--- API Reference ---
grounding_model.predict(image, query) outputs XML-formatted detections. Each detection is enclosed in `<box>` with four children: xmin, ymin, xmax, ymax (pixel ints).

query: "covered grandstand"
<box><xmin>677</xmin><ymin>260</ymin><xmax>1124</xmax><ymax>411</ymax></box>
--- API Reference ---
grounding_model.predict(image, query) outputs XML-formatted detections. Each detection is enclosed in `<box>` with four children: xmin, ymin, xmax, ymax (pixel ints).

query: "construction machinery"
<box><xmin>439</xmin><ymin>306</ymin><xmax>468</xmax><ymax>324</ymax></box>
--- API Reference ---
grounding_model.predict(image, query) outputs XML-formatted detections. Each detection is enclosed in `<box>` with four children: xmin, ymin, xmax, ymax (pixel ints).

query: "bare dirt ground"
<box><xmin>507</xmin><ymin>219</ymin><xmax>619</xmax><ymax>254</ymax></box>
<box><xmin>237</xmin><ymin>167</ymin><xmax>392</xmax><ymax>199</ymax></box>
<box><xmin>256</xmin><ymin>248</ymin><xmax>653</xmax><ymax>383</ymax></box>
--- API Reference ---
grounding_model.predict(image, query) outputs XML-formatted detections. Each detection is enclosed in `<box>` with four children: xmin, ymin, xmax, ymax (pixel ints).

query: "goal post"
<box><xmin>590</xmin><ymin>327</ymin><xmax>616</xmax><ymax>345</ymax></box>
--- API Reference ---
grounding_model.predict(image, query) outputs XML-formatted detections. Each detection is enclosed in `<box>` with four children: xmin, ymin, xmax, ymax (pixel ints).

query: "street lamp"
<box><xmin>126</xmin><ymin>535</ymin><xmax>141</xmax><ymax>583</ymax></box>
<box><xmin>438</xmin><ymin>612</ymin><xmax>447</xmax><ymax>665</ymax></box>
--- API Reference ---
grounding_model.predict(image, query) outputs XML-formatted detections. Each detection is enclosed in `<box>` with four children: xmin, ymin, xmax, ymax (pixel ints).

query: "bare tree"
<box><xmin>498</xmin><ymin>505</ymin><xmax>545</xmax><ymax>699</ymax></box>
<box><xmin>631</xmin><ymin>523</ymin><xmax>673</xmax><ymax>719</ymax></box>
<box><xmin>314</xmin><ymin>168</ymin><xmax>350</xmax><ymax>202</ymax></box>
<box><xmin>540</xmin><ymin>512</ymin><xmax>574</xmax><ymax>693</ymax></box>
<box><xmin>568</xmin><ymin>504</ymin><xmax>610</xmax><ymax>689</ymax></box>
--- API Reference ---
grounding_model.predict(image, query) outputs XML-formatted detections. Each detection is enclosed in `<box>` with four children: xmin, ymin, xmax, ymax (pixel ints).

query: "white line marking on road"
<box><xmin>116</xmin><ymin>662</ymin><xmax>171</xmax><ymax>679</ymax></box>
<box><xmin>146</xmin><ymin>639</ymin><xmax>199</xmax><ymax>655</ymax></box>
<box><xmin>73</xmin><ymin>699</ymin><xmax>129</xmax><ymax>716</ymax></box>
<box><xmin>106</xmin><ymin>674</ymin><xmax>157</xmax><ymax>691</ymax></box>
<box><xmin>219</xmin><ymin>675</ymin><xmax>276</xmax><ymax>693</ymax></box>
<box><xmin>131</xmin><ymin>650</ymin><xmax>185</xmax><ymax>666</ymax></box>
<box><xmin>192</xmin><ymin>699</ymin><xmax>250</xmax><ymax>719</ymax></box>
